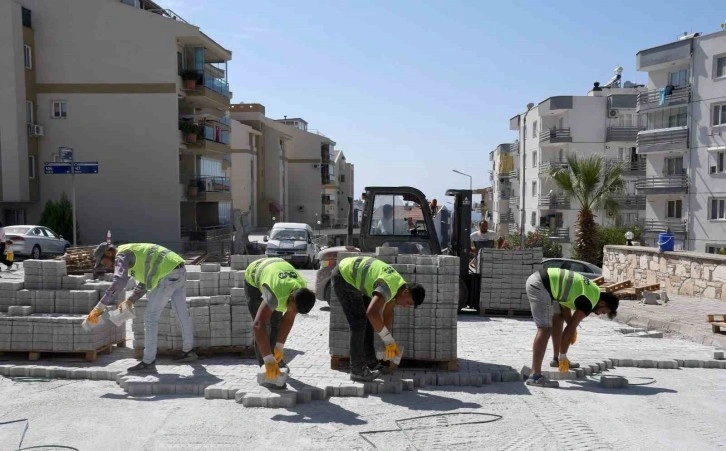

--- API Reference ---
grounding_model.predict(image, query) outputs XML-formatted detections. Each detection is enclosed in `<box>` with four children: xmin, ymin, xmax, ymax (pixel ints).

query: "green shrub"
<box><xmin>501</xmin><ymin>231</ymin><xmax>562</xmax><ymax>258</ymax></box>
<box><xmin>39</xmin><ymin>193</ymin><xmax>78</xmax><ymax>243</ymax></box>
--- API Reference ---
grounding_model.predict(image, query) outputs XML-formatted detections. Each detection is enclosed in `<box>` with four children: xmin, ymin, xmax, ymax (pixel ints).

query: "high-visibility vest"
<box><xmin>245</xmin><ymin>258</ymin><xmax>306</xmax><ymax>312</ymax></box>
<box><xmin>338</xmin><ymin>256</ymin><xmax>406</xmax><ymax>302</ymax></box>
<box><xmin>546</xmin><ymin>268</ymin><xmax>600</xmax><ymax>311</ymax></box>
<box><xmin>117</xmin><ymin>243</ymin><xmax>184</xmax><ymax>291</ymax></box>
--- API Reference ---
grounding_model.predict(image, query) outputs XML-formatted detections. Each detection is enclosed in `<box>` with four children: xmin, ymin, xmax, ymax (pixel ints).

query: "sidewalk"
<box><xmin>614</xmin><ymin>293</ymin><xmax>726</xmax><ymax>348</ymax></box>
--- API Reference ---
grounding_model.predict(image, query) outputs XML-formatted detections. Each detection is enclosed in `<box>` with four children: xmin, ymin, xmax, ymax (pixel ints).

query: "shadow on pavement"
<box><xmin>376</xmin><ymin>390</ymin><xmax>482</xmax><ymax>411</ymax></box>
<box><xmin>561</xmin><ymin>378</ymin><xmax>677</xmax><ymax>395</ymax></box>
<box><xmin>100</xmin><ymin>365</ymin><xmax>223</xmax><ymax>401</ymax></box>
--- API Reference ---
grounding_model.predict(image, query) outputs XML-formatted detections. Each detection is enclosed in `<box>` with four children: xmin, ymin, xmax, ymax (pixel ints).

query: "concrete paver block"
<box><xmin>401</xmin><ymin>379</ymin><xmax>415</xmax><ymax>391</ymax></box>
<box><xmin>338</xmin><ymin>383</ymin><xmax>365</xmax><ymax>397</ymax></box>
<box><xmin>637</xmin><ymin>360</ymin><xmax>656</xmax><ymax>369</ymax></box>
<box><xmin>684</xmin><ymin>359</ymin><xmax>702</xmax><ymax>368</ymax></box>
<box><xmin>713</xmin><ymin>351</ymin><xmax>724</xmax><ymax>360</ymax></box>
<box><xmin>617</xmin><ymin>358</ymin><xmax>634</xmax><ymax>367</ymax></box>
<box><xmin>657</xmin><ymin>360</ymin><xmax>679</xmax><ymax>369</ymax></box>
<box><xmin>436</xmin><ymin>373</ymin><xmax>459</xmax><ymax>386</ymax></box>
<box><xmin>600</xmin><ymin>375</ymin><xmax>628</xmax><ymax>389</ymax></box>
<box><xmin>265</xmin><ymin>392</ymin><xmax>297</xmax><ymax>408</ymax></box>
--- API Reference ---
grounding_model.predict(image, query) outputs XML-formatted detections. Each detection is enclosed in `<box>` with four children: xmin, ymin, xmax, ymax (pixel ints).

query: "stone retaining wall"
<box><xmin>602</xmin><ymin>245</ymin><xmax>726</xmax><ymax>300</ymax></box>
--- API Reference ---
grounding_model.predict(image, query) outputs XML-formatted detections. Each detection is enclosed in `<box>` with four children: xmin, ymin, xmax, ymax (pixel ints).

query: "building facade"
<box><xmin>489</xmin><ymin>143</ymin><xmax>518</xmax><ymax>237</ymax></box>
<box><xmin>635</xmin><ymin>30</ymin><xmax>726</xmax><ymax>252</ymax></box>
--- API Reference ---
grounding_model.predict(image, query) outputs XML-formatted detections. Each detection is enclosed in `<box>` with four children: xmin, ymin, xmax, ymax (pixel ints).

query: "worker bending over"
<box><xmin>524</xmin><ymin>267</ymin><xmax>619</xmax><ymax>388</ymax></box>
<box><xmin>245</xmin><ymin>257</ymin><xmax>316</xmax><ymax>385</ymax></box>
<box><xmin>88</xmin><ymin>243</ymin><xmax>196</xmax><ymax>373</ymax></box>
<box><xmin>332</xmin><ymin>256</ymin><xmax>426</xmax><ymax>382</ymax></box>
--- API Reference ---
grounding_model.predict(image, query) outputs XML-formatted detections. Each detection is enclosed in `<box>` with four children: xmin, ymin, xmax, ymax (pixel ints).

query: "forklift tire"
<box><xmin>457</xmin><ymin>277</ymin><xmax>469</xmax><ymax>312</ymax></box>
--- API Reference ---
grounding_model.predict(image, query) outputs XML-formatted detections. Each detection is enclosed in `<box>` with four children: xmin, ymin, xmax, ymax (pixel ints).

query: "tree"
<box><xmin>594</xmin><ymin>226</ymin><xmax>643</xmax><ymax>267</ymax></box>
<box><xmin>39</xmin><ymin>193</ymin><xmax>78</xmax><ymax>243</ymax></box>
<box><xmin>550</xmin><ymin>154</ymin><xmax>625</xmax><ymax>264</ymax></box>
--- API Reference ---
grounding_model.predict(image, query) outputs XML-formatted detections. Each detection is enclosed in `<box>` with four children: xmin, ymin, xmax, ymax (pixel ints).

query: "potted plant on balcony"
<box><xmin>179</xmin><ymin>121</ymin><xmax>199</xmax><ymax>144</ymax></box>
<box><xmin>181</xmin><ymin>69</ymin><xmax>199</xmax><ymax>90</ymax></box>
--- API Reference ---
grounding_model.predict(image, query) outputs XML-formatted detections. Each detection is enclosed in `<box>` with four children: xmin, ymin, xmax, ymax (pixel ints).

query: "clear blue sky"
<box><xmin>166</xmin><ymin>0</ymin><xmax>722</xmax><ymax>204</ymax></box>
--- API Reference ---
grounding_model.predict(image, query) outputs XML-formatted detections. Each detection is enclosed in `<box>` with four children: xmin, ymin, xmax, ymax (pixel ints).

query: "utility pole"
<box><xmin>520</xmin><ymin>103</ymin><xmax>534</xmax><ymax>247</ymax></box>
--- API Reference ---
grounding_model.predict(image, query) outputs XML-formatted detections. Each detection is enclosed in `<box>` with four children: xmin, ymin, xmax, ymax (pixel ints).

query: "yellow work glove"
<box><xmin>558</xmin><ymin>354</ymin><xmax>570</xmax><ymax>373</ymax></box>
<box><xmin>263</xmin><ymin>355</ymin><xmax>280</xmax><ymax>380</ymax></box>
<box><xmin>384</xmin><ymin>342</ymin><xmax>401</xmax><ymax>360</ymax></box>
<box><xmin>274</xmin><ymin>342</ymin><xmax>284</xmax><ymax>364</ymax></box>
<box><xmin>570</xmin><ymin>328</ymin><xmax>577</xmax><ymax>345</ymax></box>
<box><xmin>118</xmin><ymin>299</ymin><xmax>134</xmax><ymax>312</ymax></box>
<box><xmin>86</xmin><ymin>307</ymin><xmax>104</xmax><ymax>325</ymax></box>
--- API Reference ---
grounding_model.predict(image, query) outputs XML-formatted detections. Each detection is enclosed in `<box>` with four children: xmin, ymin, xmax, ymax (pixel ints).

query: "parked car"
<box><xmin>315</xmin><ymin>245</ymin><xmax>361</xmax><ymax>302</ymax></box>
<box><xmin>542</xmin><ymin>258</ymin><xmax>602</xmax><ymax>280</ymax></box>
<box><xmin>4</xmin><ymin>225</ymin><xmax>71</xmax><ymax>259</ymax></box>
<box><xmin>263</xmin><ymin>222</ymin><xmax>319</xmax><ymax>269</ymax></box>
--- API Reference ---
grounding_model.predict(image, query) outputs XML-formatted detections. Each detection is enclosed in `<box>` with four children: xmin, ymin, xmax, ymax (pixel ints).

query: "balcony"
<box><xmin>508</xmin><ymin>223</ymin><xmax>519</xmax><ymax>234</ymax></box>
<box><xmin>539</xmin><ymin>194</ymin><xmax>570</xmax><ymax>210</ymax></box>
<box><xmin>606</xmin><ymin>158</ymin><xmax>646</xmax><ymax>176</ymax></box>
<box><xmin>636</xmin><ymin>85</ymin><xmax>691</xmax><ymax>112</ymax></box>
<box><xmin>610</xmin><ymin>194</ymin><xmax>646</xmax><ymax>210</ymax></box>
<box><xmin>606</xmin><ymin>126</ymin><xmax>641</xmax><ymax>142</ymax></box>
<box><xmin>640</xmin><ymin>219</ymin><xmax>686</xmax><ymax>234</ymax></box>
<box><xmin>322</xmin><ymin>194</ymin><xmax>335</xmax><ymax>205</ymax></box>
<box><xmin>321</xmin><ymin>163</ymin><xmax>335</xmax><ymax>186</ymax></box>
<box><xmin>186</xmin><ymin>176</ymin><xmax>231</xmax><ymax>202</ymax></box>
<box><xmin>183</xmin><ymin>74</ymin><xmax>231</xmax><ymax>109</ymax></box>
<box><xmin>509</xmin><ymin>141</ymin><xmax>519</xmax><ymax>154</ymax></box>
<box><xmin>537</xmin><ymin>227</ymin><xmax>570</xmax><ymax>241</ymax></box>
<box><xmin>539</xmin><ymin>159</ymin><xmax>569</xmax><ymax>176</ymax></box>
<box><xmin>636</xmin><ymin>126</ymin><xmax>688</xmax><ymax>154</ymax></box>
<box><xmin>499</xmin><ymin>191</ymin><xmax>512</xmax><ymax>200</ymax></box>
<box><xmin>539</xmin><ymin>128</ymin><xmax>572</xmax><ymax>145</ymax></box>
<box><xmin>509</xmin><ymin>168</ymin><xmax>519</xmax><ymax>179</ymax></box>
<box><xmin>184</xmin><ymin>125</ymin><xmax>230</xmax><ymax>155</ymax></box>
<box><xmin>509</xmin><ymin>196</ymin><xmax>519</xmax><ymax>208</ymax></box>
<box><xmin>499</xmin><ymin>212</ymin><xmax>515</xmax><ymax>223</ymax></box>
<box><xmin>635</xmin><ymin>175</ymin><xmax>688</xmax><ymax>195</ymax></box>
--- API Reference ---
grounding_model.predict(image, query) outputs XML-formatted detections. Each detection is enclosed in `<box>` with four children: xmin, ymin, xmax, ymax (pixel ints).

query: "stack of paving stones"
<box><xmin>329</xmin><ymin>248</ymin><xmax>459</xmax><ymax>363</ymax></box>
<box><xmin>478</xmin><ymin>248</ymin><xmax>543</xmax><ymax>313</ymax></box>
<box><xmin>131</xmin><ymin>262</ymin><xmax>256</xmax><ymax>353</ymax></box>
<box><xmin>0</xmin><ymin>260</ymin><xmax>125</xmax><ymax>355</ymax></box>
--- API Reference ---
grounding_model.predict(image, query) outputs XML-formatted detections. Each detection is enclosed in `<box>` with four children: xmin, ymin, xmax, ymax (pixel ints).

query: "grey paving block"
<box><xmin>501</xmin><ymin>371</ymin><xmax>523</xmax><ymax>382</ymax></box>
<box><xmin>714</xmin><ymin>351</ymin><xmax>724</xmax><ymax>360</ymax></box>
<box><xmin>401</xmin><ymin>379</ymin><xmax>416</xmax><ymax>391</ymax></box>
<box><xmin>8</xmin><ymin>305</ymin><xmax>33</xmax><ymax>316</ymax></box>
<box><xmin>338</xmin><ymin>383</ymin><xmax>365</xmax><ymax>397</ymax></box>
<box><xmin>126</xmin><ymin>382</ymin><xmax>153</xmax><ymax>396</ymax></box>
<box><xmin>657</xmin><ymin>360</ymin><xmax>678</xmax><ymax>369</ymax></box>
<box><xmin>684</xmin><ymin>359</ymin><xmax>702</xmax><ymax>368</ymax></box>
<box><xmin>617</xmin><ymin>358</ymin><xmax>634</xmax><ymax>367</ymax></box>
<box><xmin>600</xmin><ymin>375</ymin><xmax>628</xmax><ymax>389</ymax></box>
<box><xmin>378</xmin><ymin>380</ymin><xmax>403</xmax><ymax>394</ymax></box>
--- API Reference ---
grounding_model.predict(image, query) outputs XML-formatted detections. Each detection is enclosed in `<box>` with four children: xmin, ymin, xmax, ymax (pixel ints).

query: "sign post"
<box><xmin>44</xmin><ymin>147</ymin><xmax>99</xmax><ymax>246</ymax></box>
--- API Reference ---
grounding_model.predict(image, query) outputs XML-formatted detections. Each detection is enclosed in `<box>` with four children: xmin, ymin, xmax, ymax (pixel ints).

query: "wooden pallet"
<box><xmin>330</xmin><ymin>355</ymin><xmax>459</xmax><ymax>372</ymax></box>
<box><xmin>706</xmin><ymin>314</ymin><xmax>726</xmax><ymax>323</ymax></box>
<box><xmin>132</xmin><ymin>345</ymin><xmax>255</xmax><ymax>360</ymax></box>
<box><xmin>712</xmin><ymin>322</ymin><xmax>726</xmax><ymax>335</ymax></box>
<box><xmin>635</xmin><ymin>284</ymin><xmax>661</xmax><ymax>296</ymax></box>
<box><xmin>592</xmin><ymin>276</ymin><xmax>606</xmax><ymax>286</ymax></box>
<box><xmin>480</xmin><ymin>308</ymin><xmax>532</xmax><ymax>318</ymax></box>
<box><xmin>0</xmin><ymin>340</ymin><xmax>126</xmax><ymax>363</ymax></box>
<box><xmin>601</xmin><ymin>280</ymin><xmax>633</xmax><ymax>293</ymax></box>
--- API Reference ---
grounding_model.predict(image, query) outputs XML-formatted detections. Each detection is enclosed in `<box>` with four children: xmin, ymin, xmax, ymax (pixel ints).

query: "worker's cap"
<box><xmin>93</xmin><ymin>242</ymin><xmax>116</xmax><ymax>267</ymax></box>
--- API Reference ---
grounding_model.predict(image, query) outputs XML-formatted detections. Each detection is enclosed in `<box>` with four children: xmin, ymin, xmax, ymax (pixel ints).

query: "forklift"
<box><xmin>339</xmin><ymin>185</ymin><xmax>481</xmax><ymax>311</ymax></box>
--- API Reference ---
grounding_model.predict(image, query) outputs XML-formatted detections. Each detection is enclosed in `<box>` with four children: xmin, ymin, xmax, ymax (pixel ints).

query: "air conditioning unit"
<box><xmin>608</xmin><ymin>110</ymin><xmax>618</xmax><ymax>118</ymax></box>
<box><xmin>29</xmin><ymin>124</ymin><xmax>44</xmax><ymax>137</ymax></box>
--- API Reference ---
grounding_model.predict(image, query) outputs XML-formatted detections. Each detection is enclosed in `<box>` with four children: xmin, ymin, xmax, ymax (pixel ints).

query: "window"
<box><xmin>28</xmin><ymin>156</ymin><xmax>35</xmax><ymax>179</ymax></box>
<box><xmin>707</xmin><ymin>245</ymin><xmax>726</xmax><ymax>255</ymax></box>
<box><xmin>51</xmin><ymin>101</ymin><xmax>67</xmax><ymax>118</ymax></box>
<box><xmin>340</xmin><ymin>174</ymin><xmax>346</xmax><ymax>183</ymax></box>
<box><xmin>666</xmin><ymin>200</ymin><xmax>682</xmax><ymax>219</ymax></box>
<box><xmin>532</xmin><ymin>151</ymin><xmax>537</xmax><ymax>167</ymax></box>
<box><xmin>716</xmin><ymin>56</ymin><xmax>726</xmax><ymax>78</ymax></box>
<box><xmin>23</xmin><ymin>45</ymin><xmax>32</xmax><ymax>69</ymax></box>
<box><xmin>531</xmin><ymin>181</ymin><xmax>537</xmax><ymax>197</ymax></box>
<box><xmin>668</xmin><ymin>109</ymin><xmax>687</xmax><ymax>127</ymax></box>
<box><xmin>668</xmin><ymin>69</ymin><xmax>689</xmax><ymax>87</ymax></box>
<box><xmin>710</xmin><ymin>198</ymin><xmax>726</xmax><ymax>220</ymax></box>
<box><xmin>530</xmin><ymin>212</ymin><xmax>536</xmax><ymax>226</ymax></box>
<box><xmin>710</xmin><ymin>152</ymin><xmax>725</xmax><ymax>174</ymax></box>
<box><xmin>664</xmin><ymin>157</ymin><xmax>684</xmax><ymax>176</ymax></box>
<box><xmin>713</xmin><ymin>104</ymin><xmax>726</xmax><ymax>127</ymax></box>
<box><xmin>25</xmin><ymin>101</ymin><xmax>33</xmax><ymax>124</ymax></box>
<box><xmin>532</xmin><ymin>121</ymin><xmax>538</xmax><ymax>138</ymax></box>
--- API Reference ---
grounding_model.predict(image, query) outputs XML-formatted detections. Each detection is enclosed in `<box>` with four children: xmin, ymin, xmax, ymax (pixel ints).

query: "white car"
<box><xmin>4</xmin><ymin>225</ymin><xmax>71</xmax><ymax>259</ymax></box>
<box><xmin>263</xmin><ymin>222</ymin><xmax>319</xmax><ymax>269</ymax></box>
<box><xmin>542</xmin><ymin>258</ymin><xmax>602</xmax><ymax>280</ymax></box>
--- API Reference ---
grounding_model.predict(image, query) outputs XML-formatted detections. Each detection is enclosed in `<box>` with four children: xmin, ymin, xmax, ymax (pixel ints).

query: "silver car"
<box><xmin>4</xmin><ymin>225</ymin><xmax>71</xmax><ymax>259</ymax></box>
<box><xmin>542</xmin><ymin>258</ymin><xmax>602</xmax><ymax>280</ymax></box>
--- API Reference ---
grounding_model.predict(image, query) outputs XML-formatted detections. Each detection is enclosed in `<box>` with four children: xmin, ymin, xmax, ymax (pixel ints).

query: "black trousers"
<box><xmin>245</xmin><ymin>282</ymin><xmax>283</xmax><ymax>366</ymax></box>
<box><xmin>331</xmin><ymin>267</ymin><xmax>377</xmax><ymax>373</ymax></box>
<box><xmin>0</xmin><ymin>243</ymin><xmax>10</xmax><ymax>268</ymax></box>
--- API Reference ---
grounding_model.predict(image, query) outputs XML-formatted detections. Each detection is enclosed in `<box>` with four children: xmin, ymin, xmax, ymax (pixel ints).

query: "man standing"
<box><xmin>470</xmin><ymin>220</ymin><xmax>496</xmax><ymax>249</ymax></box>
<box><xmin>245</xmin><ymin>257</ymin><xmax>316</xmax><ymax>385</ymax></box>
<box><xmin>332</xmin><ymin>256</ymin><xmax>426</xmax><ymax>382</ymax></box>
<box><xmin>524</xmin><ymin>267</ymin><xmax>619</xmax><ymax>388</ymax></box>
<box><xmin>87</xmin><ymin>243</ymin><xmax>197</xmax><ymax>372</ymax></box>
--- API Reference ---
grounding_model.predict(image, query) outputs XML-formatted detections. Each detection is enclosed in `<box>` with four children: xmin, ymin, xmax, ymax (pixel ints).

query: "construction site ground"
<box><xmin>1</xmin><ymin>264</ymin><xmax>725</xmax><ymax>450</ymax></box>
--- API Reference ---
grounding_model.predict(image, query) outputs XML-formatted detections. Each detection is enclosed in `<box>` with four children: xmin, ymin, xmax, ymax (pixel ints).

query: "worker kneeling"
<box><xmin>245</xmin><ymin>257</ymin><xmax>316</xmax><ymax>388</ymax></box>
<box><xmin>525</xmin><ymin>268</ymin><xmax>619</xmax><ymax>388</ymax></box>
<box><xmin>88</xmin><ymin>243</ymin><xmax>197</xmax><ymax>373</ymax></box>
<box><xmin>332</xmin><ymin>256</ymin><xmax>426</xmax><ymax>382</ymax></box>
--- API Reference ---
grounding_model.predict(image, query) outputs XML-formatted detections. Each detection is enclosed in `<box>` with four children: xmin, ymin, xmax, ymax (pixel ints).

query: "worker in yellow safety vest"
<box><xmin>245</xmin><ymin>257</ymin><xmax>316</xmax><ymax>387</ymax></box>
<box><xmin>332</xmin><ymin>256</ymin><xmax>426</xmax><ymax>382</ymax></box>
<box><xmin>524</xmin><ymin>267</ymin><xmax>619</xmax><ymax>388</ymax></box>
<box><xmin>87</xmin><ymin>242</ymin><xmax>197</xmax><ymax>373</ymax></box>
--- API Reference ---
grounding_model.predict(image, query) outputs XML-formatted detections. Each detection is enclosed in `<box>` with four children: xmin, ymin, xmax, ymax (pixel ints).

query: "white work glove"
<box><xmin>378</xmin><ymin>327</ymin><xmax>400</xmax><ymax>361</ymax></box>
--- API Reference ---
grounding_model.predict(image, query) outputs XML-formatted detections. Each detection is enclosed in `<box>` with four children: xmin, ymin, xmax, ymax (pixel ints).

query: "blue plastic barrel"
<box><xmin>657</xmin><ymin>232</ymin><xmax>674</xmax><ymax>252</ymax></box>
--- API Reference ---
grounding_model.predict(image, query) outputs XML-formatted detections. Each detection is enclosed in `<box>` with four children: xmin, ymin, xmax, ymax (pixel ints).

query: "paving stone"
<box><xmin>401</xmin><ymin>379</ymin><xmax>416</xmax><ymax>391</ymax></box>
<box><xmin>362</xmin><ymin>381</ymin><xmax>379</xmax><ymax>394</ymax></box>
<box><xmin>713</xmin><ymin>350</ymin><xmax>724</xmax><ymax>360</ymax></box>
<box><xmin>574</xmin><ymin>368</ymin><xmax>586</xmax><ymax>378</ymax></box>
<box><xmin>126</xmin><ymin>382</ymin><xmax>153</xmax><ymax>396</ymax></box>
<box><xmin>266</xmin><ymin>392</ymin><xmax>297</xmax><ymax>408</ymax></box>
<box><xmin>600</xmin><ymin>375</ymin><xmax>628</xmax><ymax>389</ymax></box>
<box><xmin>684</xmin><ymin>359</ymin><xmax>702</xmax><ymax>368</ymax></box>
<box><xmin>588</xmin><ymin>364</ymin><xmax>600</xmax><ymax>374</ymax></box>
<box><xmin>501</xmin><ymin>370</ymin><xmax>522</xmax><ymax>382</ymax></box>
<box><xmin>338</xmin><ymin>383</ymin><xmax>365</xmax><ymax>397</ymax></box>
<box><xmin>637</xmin><ymin>359</ymin><xmax>656</xmax><ymax>369</ymax></box>
<box><xmin>436</xmin><ymin>373</ymin><xmax>459</xmax><ymax>386</ymax></box>
<box><xmin>706</xmin><ymin>360</ymin><xmax>722</xmax><ymax>369</ymax></box>
<box><xmin>618</xmin><ymin>358</ymin><xmax>634</xmax><ymax>367</ymax></box>
<box><xmin>378</xmin><ymin>380</ymin><xmax>403</xmax><ymax>394</ymax></box>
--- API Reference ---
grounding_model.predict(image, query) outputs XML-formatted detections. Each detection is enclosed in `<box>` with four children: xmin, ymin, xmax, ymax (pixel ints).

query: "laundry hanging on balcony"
<box><xmin>658</xmin><ymin>88</ymin><xmax>666</xmax><ymax>106</ymax></box>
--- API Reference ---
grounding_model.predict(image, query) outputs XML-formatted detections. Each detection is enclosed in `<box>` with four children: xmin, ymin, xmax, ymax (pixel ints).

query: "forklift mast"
<box><xmin>446</xmin><ymin>188</ymin><xmax>472</xmax><ymax>278</ymax></box>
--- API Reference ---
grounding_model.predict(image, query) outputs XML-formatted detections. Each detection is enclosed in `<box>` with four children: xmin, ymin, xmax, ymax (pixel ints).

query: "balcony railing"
<box><xmin>636</xmin><ymin>85</ymin><xmax>691</xmax><ymax>111</ymax></box>
<box><xmin>509</xmin><ymin>196</ymin><xmax>519</xmax><ymax>208</ymax></box>
<box><xmin>606</xmin><ymin>158</ymin><xmax>646</xmax><ymax>175</ymax></box>
<box><xmin>499</xmin><ymin>191</ymin><xmax>512</xmax><ymax>200</ymax></box>
<box><xmin>636</xmin><ymin>126</ymin><xmax>688</xmax><ymax>154</ymax></box>
<box><xmin>190</xmin><ymin>176</ymin><xmax>230</xmax><ymax>193</ymax></box>
<box><xmin>489</xmin><ymin>171</ymin><xmax>494</xmax><ymax>181</ymax></box>
<box><xmin>639</xmin><ymin>219</ymin><xmax>686</xmax><ymax>234</ymax></box>
<box><xmin>539</xmin><ymin>159</ymin><xmax>569</xmax><ymax>176</ymax></box>
<box><xmin>539</xmin><ymin>194</ymin><xmax>570</xmax><ymax>209</ymax></box>
<box><xmin>537</xmin><ymin>227</ymin><xmax>570</xmax><ymax>240</ymax></box>
<box><xmin>509</xmin><ymin>141</ymin><xmax>519</xmax><ymax>154</ymax></box>
<box><xmin>201</xmin><ymin>125</ymin><xmax>230</xmax><ymax>145</ymax></box>
<box><xmin>635</xmin><ymin>175</ymin><xmax>688</xmax><ymax>194</ymax></box>
<box><xmin>508</xmin><ymin>223</ymin><xmax>519</xmax><ymax>234</ymax></box>
<box><xmin>499</xmin><ymin>212</ymin><xmax>515</xmax><ymax>223</ymax></box>
<box><xmin>606</xmin><ymin>126</ymin><xmax>641</xmax><ymax>142</ymax></box>
<box><xmin>610</xmin><ymin>194</ymin><xmax>646</xmax><ymax>210</ymax></box>
<box><xmin>203</xmin><ymin>76</ymin><xmax>231</xmax><ymax>98</ymax></box>
<box><xmin>509</xmin><ymin>168</ymin><xmax>519</xmax><ymax>179</ymax></box>
<box><xmin>539</xmin><ymin>128</ymin><xmax>572</xmax><ymax>144</ymax></box>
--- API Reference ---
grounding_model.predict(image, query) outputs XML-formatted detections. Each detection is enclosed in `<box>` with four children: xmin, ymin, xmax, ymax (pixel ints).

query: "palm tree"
<box><xmin>550</xmin><ymin>154</ymin><xmax>625</xmax><ymax>264</ymax></box>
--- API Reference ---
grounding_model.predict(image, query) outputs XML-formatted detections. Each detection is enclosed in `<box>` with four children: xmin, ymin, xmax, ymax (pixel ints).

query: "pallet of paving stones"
<box><xmin>328</xmin><ymin>248</ymin><xmax>459</xmax><ymax>364</ymax></box>
<box><xmin>329</xmin><ymin>354</ymin><xmax>459</xmax><ymax>372</ymax></box>
<box><xmin>0</xmin><ymin>339</ymin><xmax>127</xmax><ymax>363</ymax></box>
<box><xmin>478</xmin><ymin>248</ymin><xmax>542</xmax><ymax>314</ymax></box>
<box><xmin>131</xmin><ymin>262</ymin><xmax>254</xmax><ymax>352</ymax></box>
<box><xmin>480</xmin><ymin>308</ymin><xmax>532</xmax><ymax>318</ymax></box>
<box><xmin>132</xmin><ymin>345</ymin><xmax>256</xmax><ymax>360</ymax></box>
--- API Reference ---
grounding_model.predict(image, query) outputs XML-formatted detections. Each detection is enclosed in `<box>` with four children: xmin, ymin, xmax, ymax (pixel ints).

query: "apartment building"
<box><xmin>0</xmin><ymin>0</ymin><xmax>232</xmax><ymax>250</ymax></box>
<box><xmin>635</xmin><ymin>29</ymin><xmax>726</xmax><ymax>252</ymax></box>
<box><xmin>507</xmin><ymin>74</ymin><xmax>646</xmax><ymax>251</ymax></box>
<box><xmin>328</xmin><ymin>150</ymin><xmax>355</xmax><ymax>227</ymax></box>
<box><xmin>229</xmin><ymin>120</ymin><xmax>261</xmax><ymax>228</ymax></box>
<box><xmin>489</xmin><ymin>142</ymin><xmax>519</xmax><ymax>237</ymax></box>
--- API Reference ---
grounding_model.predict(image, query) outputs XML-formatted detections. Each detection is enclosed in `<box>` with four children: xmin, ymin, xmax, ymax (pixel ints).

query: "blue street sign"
<box><xmin>44</xmin><ymin>162</ymin><xmax>72</xmax><ymax>174</ymax></box>
<box><xmin>73</xmin><ymin>162</ymin><xmax>99</xmax><ymax>174</ymax></box>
